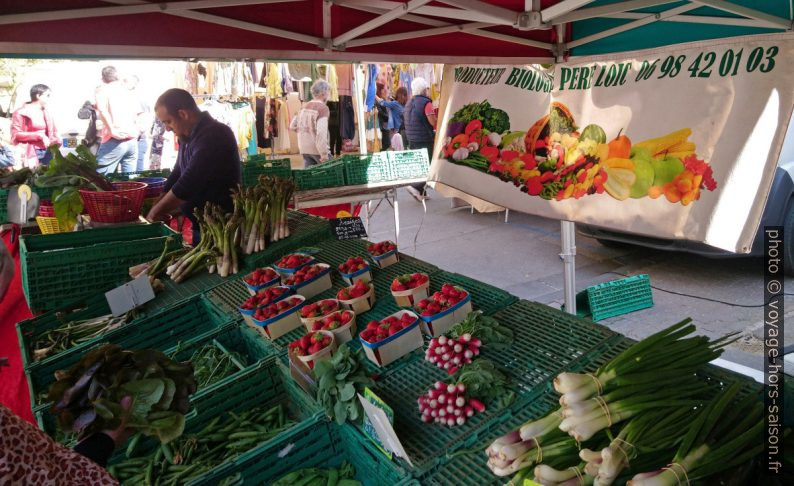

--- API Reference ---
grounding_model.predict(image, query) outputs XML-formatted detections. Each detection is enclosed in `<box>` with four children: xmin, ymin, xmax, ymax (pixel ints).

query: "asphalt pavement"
<box><xmin>363</xmin><ymin>187</ymin><xmax>794</xmax><ymax>374</ymax></box>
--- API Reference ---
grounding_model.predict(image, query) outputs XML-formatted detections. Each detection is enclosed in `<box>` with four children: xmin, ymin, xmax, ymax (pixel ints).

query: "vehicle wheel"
<box><xmin>783</xmin><ymin>205</ymin><xmax>794</xmax><ymax>276</ymax></box>
<box><xmin>596</xmin><ymin>238</ymin><xmax>631</xmax><ymax>249</ymax></box>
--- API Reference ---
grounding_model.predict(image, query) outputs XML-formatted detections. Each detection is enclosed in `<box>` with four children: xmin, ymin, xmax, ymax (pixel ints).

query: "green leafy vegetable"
<box><xmin>447</xmin><ymin>311</ymin><xmax>513</xmax><ymax>348</ymax></box>
<box><xmin>447</xmin><ymin>359</ymin><xmax>515</xmax><ymax>410</ymax></box>
<box><xmin>48</xmin><ymin>344</ymin><xmax>197</xmax><ymax>444</ymax></box>
<box><xmin>314</xmin><ymin>344</ymin><xmax>373</xmax><ymax>425</ymax></box>
<box><xmin>35</xmin><ymin>145</ymin><xmax>114</xmax><ymax>228</ymax></box>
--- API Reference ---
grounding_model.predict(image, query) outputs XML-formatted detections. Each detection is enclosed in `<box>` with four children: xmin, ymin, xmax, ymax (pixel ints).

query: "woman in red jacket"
<box><xmin>10</xmin><ymin>84</ymin><xmax>60</xmax><ymax>167</ymax></box>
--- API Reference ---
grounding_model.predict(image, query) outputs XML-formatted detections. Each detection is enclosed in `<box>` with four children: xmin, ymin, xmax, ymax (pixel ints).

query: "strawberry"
<box><xmin>309</xmin><ymin>343</ymin><xmax>323</xmax><ymax>354</ymax></box>
<box><xmin>367</xmin><ymin>320</ymin><xmax>379</xmax><ymax>331</ymax></box>
<box><xmin>340</xmin><ymin>312</ymin><xmax>352</xmax><ymax>324</ymax></box>
<box><xmin>338</xmin><ymin>257</ymin><xmax>368</xmax><ymax>274</ymax></box>
<box><xmin>312</xmin><ymin>322</ymin><xmax>322</xmax><ymax>331</ymax></box>
<box><xmin>367</xmin><ymin>241</ymin><xmax>397</xmax><ymax>256</ymax></box>
<box><xmin>300</xmin><ymin>335</ymin><xmax>311</xmax><ymax>349</ymax></box>
<box><xmin>244</xmin><ymin>267</ymin><xmax>279</xmax><ymax>286</ymax></box>
<box><xmin>276</xmin><ymin>254</ymin><xmax>312</xmax><ymax>269</ymax></box>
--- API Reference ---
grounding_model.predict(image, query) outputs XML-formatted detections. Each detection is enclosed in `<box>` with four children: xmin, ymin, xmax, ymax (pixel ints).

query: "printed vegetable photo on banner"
<box><xmin>430</xmin><ymin>34</ymin><xmax>794</xmax><ymax>253</ymax></box>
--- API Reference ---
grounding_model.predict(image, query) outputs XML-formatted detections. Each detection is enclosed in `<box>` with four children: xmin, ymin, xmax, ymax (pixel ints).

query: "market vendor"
<box><xmin>146</xmin><ymin>88</ymin><xmax>241</xmax><ymax>244</ymax></box>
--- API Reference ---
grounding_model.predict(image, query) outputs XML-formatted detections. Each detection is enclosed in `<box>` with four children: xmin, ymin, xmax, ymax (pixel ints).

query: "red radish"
<box><xmin>469</xmin><ymin>398</ymin><xmax>486</xmax><ymax>413</ymax></box>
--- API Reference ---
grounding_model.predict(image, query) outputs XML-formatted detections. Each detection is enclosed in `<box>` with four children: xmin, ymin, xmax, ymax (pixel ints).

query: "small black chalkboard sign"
<box><xmin>331</xmin><ymin>217</ymin><xmax>368</xmax><ymax>240</ymax></box>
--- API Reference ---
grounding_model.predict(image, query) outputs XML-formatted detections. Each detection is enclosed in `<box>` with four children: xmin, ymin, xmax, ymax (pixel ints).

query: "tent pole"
<box><xmin>560</xmin><ymin>221</ymin><xmax>577</xmax><ymax>315</ymax></box>
<box><xmin>554</xmin><ymin>22</ymin><xmax>576</xmax><ymax>315</ymax></box>
<box><xmin>352</xmin><ymin>63</ymin><xmax>368</xmax><ymax>156</ymax></box>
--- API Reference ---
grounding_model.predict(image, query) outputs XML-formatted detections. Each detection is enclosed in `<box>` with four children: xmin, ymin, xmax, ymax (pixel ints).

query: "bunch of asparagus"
<box><xmin>233</xmin><ymin>176</ymin><xmax>295</xmax><ymax>255</ymax></box>
<box><xmin>166</xmin><ymin>203</ymin><xmax>242</xmax><ymax>282</ymax></box>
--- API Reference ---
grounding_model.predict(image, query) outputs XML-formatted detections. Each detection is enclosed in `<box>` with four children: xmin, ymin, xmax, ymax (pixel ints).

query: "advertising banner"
<box><xmin>429</xmin><ymin>34</ymin><xmax>794</xmax><ymax>253</ymax></box>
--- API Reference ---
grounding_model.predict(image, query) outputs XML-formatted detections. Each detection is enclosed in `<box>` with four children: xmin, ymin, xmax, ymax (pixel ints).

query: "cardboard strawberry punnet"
<box><xmin>273</xmin><ymin>253</ymin><xmax>314</xmax><ymax>275</ymax></box>
<box><xmin>415</xmin><ymin>284</ymin><xmax>473</xmax><ymax>337</ymax></box>
<box><xmin>390</xmin><ymin>272</ymin><xmax>430</xmax><ymax>307</ymax></box>
<box><xmin>300</xmin><ymin>299</ymin><xmax>341</xmax><ymax>329</ymax></box>
<box><xmin>289</xmin><ymin>330</ymin><xmax>336</xmax><ymax>369</ymax></box>
<box><xmin>242</xmin><ymin>267</ymin><xmax>280</xmax><ymax>295</ymax></box>
<box><xmin>238</xmin><ymin>286</ymin><xmax>293</xmax><ymax>328</ymax></box>
<box><xmin>359</xmin><ymin>310</ymin><xmax>423</xmax><ymax>367</ymax></box>
<box><xmin>367</xmin><ymin>241</ymin><xmax>399</xmax><ymax>268</ymax></box>
<box><xmin>337</xmin><ymin>279</ymin><xmax>376</xmax><ymax>314</ymax></box>
<box><xmin>337</xmin><ymin>256</ymin><xmax>372</xmax><ymax>285</ymax></box>
<box><xmin>250</xmin><ymin>294</ymin><xmax>305</xmax><ymax>340</ymax></box>
<box><xmin>308</xmin><ymin>310</ymin><xmax>357</xmax><ymax>343</ymax></box>
<box><xmin>283</xmin><ymin>263</ymin><xmax>332</xmax><ymax>299</ymax></box>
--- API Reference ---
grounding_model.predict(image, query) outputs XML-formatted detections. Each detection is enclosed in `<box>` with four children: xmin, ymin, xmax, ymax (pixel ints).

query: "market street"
<box><xmin>365</xmin><ymin>187</ymin><xmax>794</xmax><ymax>373</ymax></box>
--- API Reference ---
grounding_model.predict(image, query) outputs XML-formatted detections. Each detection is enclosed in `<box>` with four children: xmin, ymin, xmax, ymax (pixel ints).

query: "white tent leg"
<box><xmin>561</xmin><ymin>220</ymin><xmax>576</xmax><ymax>315</ymax></box>
<box><xmin>392</xmin><ymin>189</ymin><xmax>400</xmax><ymax>243</ymax></box>
<box><xmin>352</xmin><ymin>63</ymin><xmax>368</xmax><ymax>155</ymax></box>
<box><xmin>504</xmin><ymin>208</ymin><xmax>510</xmax><ymax>223</ymax></box>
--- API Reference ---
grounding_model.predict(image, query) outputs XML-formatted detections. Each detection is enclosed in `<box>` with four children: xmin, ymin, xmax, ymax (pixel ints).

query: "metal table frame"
<box><xmin>292</xmin><ymin>178</ymin><xmax>427</xmax><ymax>244</ymax></box>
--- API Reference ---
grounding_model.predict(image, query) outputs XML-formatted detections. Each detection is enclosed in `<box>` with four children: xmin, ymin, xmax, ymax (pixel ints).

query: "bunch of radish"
<box><xmin>425</xmin><ymin>334</ymin><xmax>482</xmax><ymax>375</ymax></box>
<box><xmin>417</xmin><ymin>381</ymin><xmax>486</xmax><ymax>427</ymax></box>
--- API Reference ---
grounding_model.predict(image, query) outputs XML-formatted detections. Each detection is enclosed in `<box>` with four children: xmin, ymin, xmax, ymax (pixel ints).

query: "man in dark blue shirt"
<box><xmin>146</xmin><ymin>88</ymin><xmax>240</xmax><ymax>244</ymax></box>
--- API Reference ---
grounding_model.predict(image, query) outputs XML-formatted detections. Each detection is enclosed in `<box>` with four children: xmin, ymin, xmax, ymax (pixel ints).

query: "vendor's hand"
<box><xmin>39</xmin><ymin>134</ymin><xmax>50</xmax><ymax>146</ymax></box>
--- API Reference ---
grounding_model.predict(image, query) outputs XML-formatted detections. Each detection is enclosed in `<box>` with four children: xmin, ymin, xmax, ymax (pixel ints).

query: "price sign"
<box><xmin>330</xmin><ymin>217</ymin><xmax>367</xmax><ymax>240</ymax></box>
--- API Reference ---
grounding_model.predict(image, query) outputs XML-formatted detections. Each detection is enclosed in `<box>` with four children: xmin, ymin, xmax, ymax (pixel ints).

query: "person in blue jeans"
<box><xmin>94</xmin><ymin>66</ymin><xmax>140</xmax><ymax>174</ymax></box>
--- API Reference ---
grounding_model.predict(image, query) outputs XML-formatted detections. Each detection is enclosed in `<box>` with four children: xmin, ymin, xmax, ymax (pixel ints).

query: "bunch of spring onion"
<box><xmin>553</xmin><ymin>319</ymin><xmax>736</xmax><ymax>442</ymax></box>
<box><xmin>585</xmin><ymin>407</ymin><xmax>696</xmax><ymax>485</ymax></box>
<box><xmin>260</xmin><ymin>175</ymin><xmax>295</xmax><ymax>243</ymax></box>
<box><xmin>201</xmin><ymin>202</ymin><xmax>241</xmax><ymax>277</ymax></box>
<box><xmin>486</xmin><ymin>409</ymin><xmax>580</xmax><ymax>480</ymax></box>
<box><xmin>627</xmin><ymin>383</ymin><xmax>766</xmax><ymax>486</ymax></box>
<box><xmin>129</xmin><ymin>237</ymin><xmax>188</xmax><ymax>280</ymax></box>
<box><xmin>31</xmin><ymin>312</ymin><xmax>134</xmax><ymax>361</ymax></box>
<box><xmin>233</xmin><ymin>184</ymin><xmax>270</xmax><ymax>255</ymax></box>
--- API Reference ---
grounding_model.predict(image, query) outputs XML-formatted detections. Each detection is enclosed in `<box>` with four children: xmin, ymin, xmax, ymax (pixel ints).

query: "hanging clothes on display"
<box><xmin>274</xmin><ymin>100</ymin><xmax>291</xmax><ymax>152</ymax></box>
<box><xmin>149</xmin><ymin>119</ymin><xmax>166</xmax><ymax>170</ymax></box>
<box><xmin>255</xmin><ymin>96</ymin><xmax>271</xmax><ymax>149</ymax></box>
<box><xmin>266</xmin><ymin>63</ymin><xmax>282</xmax><ymax>98</ymax></box>
<box><xmin>285</xmin><ymin>92</ymin><xmax>302</xmax><ymax>154</ymax></box>
<box><xmin>327</xmin><ymin>100</ymin><xmax>341</xmax><ymax>157</ymax></box>
<box><xmin>328</xmin><ymin>64</ymin><xmax>339</xmax><ymax>102</ymax></box>
<box><xmin>336</xmin><ymin>64</ymin><xmax>353</xmax><ymax>97</ymax></box>
<box><xmin>365</xmin><ymin>64</ymin><xmax>378</xmax><ymax>111</ymax></box>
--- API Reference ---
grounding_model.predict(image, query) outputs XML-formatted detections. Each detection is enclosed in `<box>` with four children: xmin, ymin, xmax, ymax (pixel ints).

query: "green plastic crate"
<box><xmin>25</xmin><ymin>295</ymin><xmax>233</xmax><ymax>411</ymax></box>
<box><xmin>32</xmin><ymin>185</ymin><xmax>56</xmax><ymax>202</ymax></box>
<box><xmin>293</xmin><ymin>159</ymin><xmax>346</xmax><ymax>190</ymax></box>
<box><xmin>164</xmin><ymin>322</ymin><xmax>279</xmax><ymax>401</ymax></box>
<box><xmin>0</xmin><ymin>187</ymin><xmax>7</xmax><ymax>222</ymax></box>
<box><xmin>106</xmin><ymin>168</ymin><xmax>173</xmax><ymax>181</ymax></box>
<box><xmin>108</xmin><ymin>357</ymin><xmax>321</xmax><ymax>482</ymax></box>
<box><xmin>573</xmin><ymin>274</ymin><xmax>653</xmax><ymax>321</ymax></box>
<box><xmin>389</xmin><ymin>150</ymin><xmax>430</xmax><ymax>181</ymax></box>
<box><xmin>194</xmin><ymin>421</ymin><xmax>409</xmax><ymax>486</ymax></box>
<box><xmin>20</xmin><ymin>222</ymin><xmax>182</xmax><ymax>312</ymax></box>
<box><xmin>241</xmin><ymin>157</ymin><xmax>292</xmax><ymax>186</ymax></box>
<box><xmin>342</xmin><ymin>152</ymin><xmax>393</xmax><ymax>185</ymax></box>
<box><xmin>368</xmin><ymin>353</ymin><xmax>505</xmax><ymax>475</ymax></box>
<box><xmin>427</xmin><ymin>271</ymin><xmax>517</xmax><ymax>316</ymax></box>
<box><xmin>486</xmin><ymin>301</ymin><xmax>618</xmax><ymax>398</ymax></box>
